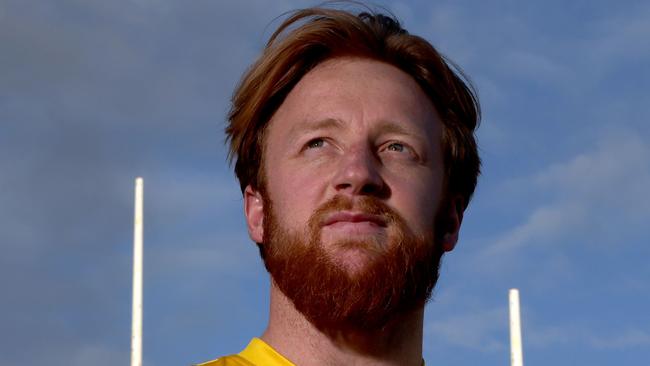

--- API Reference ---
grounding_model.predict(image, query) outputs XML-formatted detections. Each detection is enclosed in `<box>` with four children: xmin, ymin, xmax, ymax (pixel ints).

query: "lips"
<box><xmin>322</xmin><ymin>211</ymin><xmax>388</xmax><ymax>227</ymax></box>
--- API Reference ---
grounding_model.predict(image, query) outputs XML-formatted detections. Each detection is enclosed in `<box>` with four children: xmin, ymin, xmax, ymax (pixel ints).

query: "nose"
<box><xmin>332</xmin><ymin>146</ymin><xmax>386</xmax><ymax>197</ymax></box>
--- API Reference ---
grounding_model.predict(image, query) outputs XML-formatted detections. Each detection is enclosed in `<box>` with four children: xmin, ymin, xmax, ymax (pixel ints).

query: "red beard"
<box><xmin>260</xmin><ymin>195</ymin><xmax>444</xmax><ymax>333</ymax></box>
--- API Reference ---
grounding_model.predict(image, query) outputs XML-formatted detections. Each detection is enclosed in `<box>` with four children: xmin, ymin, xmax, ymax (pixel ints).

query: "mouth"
<box><xmin>322</xmin><ymin>211</ymin><xmax>388</xmax><ymax>228</ymax></box>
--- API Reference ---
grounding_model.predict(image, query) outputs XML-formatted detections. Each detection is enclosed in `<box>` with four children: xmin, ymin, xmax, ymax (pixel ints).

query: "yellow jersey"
<box><xmin>197</xmin><ymin>337</ymin><xmax>426</xmax><ymax>366</ymax></box>
<box><xmin>197</xmin><ymin>338</ymin><xmax>295</xmax><ymax>366</ymax></box>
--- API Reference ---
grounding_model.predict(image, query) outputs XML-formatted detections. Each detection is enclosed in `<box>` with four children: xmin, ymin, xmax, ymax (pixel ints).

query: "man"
<box><xmin>200</xmin><ymin>5</ymin><xmax>480</xmax><ymax>366</ymax></box>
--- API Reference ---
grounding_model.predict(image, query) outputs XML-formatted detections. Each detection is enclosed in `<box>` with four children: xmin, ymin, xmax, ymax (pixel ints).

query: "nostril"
<box><xmin>360</xmin><ymin>182</ymin><xmax>379</xmax><ymax>195</ymax></box>
<box><xmin>335</xmin><ymin>182</ymin><xmax>353</xmax><ymax>191</ymax></box>
<box><xmin>334</xmin><ymin>179</ymin><xmax>389</xmax><ymax>198</ymax></box>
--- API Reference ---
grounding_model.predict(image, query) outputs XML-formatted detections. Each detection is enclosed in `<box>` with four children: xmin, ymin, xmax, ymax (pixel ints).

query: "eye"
<box><xmin>380</xmin><ymin>140</ymin><xmax>420</xmax><ymax>162</ymax></box>
<box><xmin>386</xmin><ymin>142</ymin><xmax>405</xmax><ymax>152</ymax></box>
<box><xmin>306</xmin><ymin>138</ymin><xmax>325</xmax><ymax>149</ymax></box>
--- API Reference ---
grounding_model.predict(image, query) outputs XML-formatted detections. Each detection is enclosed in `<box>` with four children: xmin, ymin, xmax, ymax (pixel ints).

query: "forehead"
<box><xmin>265</xmin><ymin>57</ymin><xmax>442</xmax><ymax>145</ymax></box>
<box><xmin>296</xmin><ymin>58</ymin><xmax>434</xmax><ymax>115</ymax></box>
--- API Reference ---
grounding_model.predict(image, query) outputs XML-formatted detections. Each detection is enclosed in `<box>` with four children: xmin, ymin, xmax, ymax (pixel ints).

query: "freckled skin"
<box><xmin>262</xmin><ymin>57</ymin><xmax>445</xmax><ymax>256</ymax></box>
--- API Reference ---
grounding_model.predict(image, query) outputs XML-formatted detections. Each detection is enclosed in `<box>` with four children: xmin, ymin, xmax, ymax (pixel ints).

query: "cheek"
<box><xmin>388</xmin><ymin>172</ymin><xmax>442</xmax><ymax>234</ymax></box>
<box><xmin>267</xmin><ymin>165</ymin><xmax>328</xmax><ymax>228</ymax></box>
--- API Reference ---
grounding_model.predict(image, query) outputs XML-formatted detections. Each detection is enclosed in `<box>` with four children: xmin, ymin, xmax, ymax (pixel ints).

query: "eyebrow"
<box><xmin>372</xmin><ymin>120</ymin><xmax>419</xmax><ymax>137</ymax></box>
<box><xmin>288</xmin><ymin>118</ymin><xmax>344</xmax><ymax>138</ymax></box>
<box><xmin>288</xmin><ymin>117</ymin><xmax>424</xmax><ymax>141</ymax></box>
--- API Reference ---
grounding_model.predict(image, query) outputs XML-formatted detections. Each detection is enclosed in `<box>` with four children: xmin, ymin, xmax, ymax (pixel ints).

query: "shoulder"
<box><xmin>195</xmin><ymin>354</ymin><xmax>255</xmax><ymax>366</ymax></box>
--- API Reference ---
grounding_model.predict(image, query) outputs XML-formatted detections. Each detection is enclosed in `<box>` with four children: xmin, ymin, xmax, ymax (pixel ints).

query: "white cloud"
<box><xmin>457</xmin><ymin>131</ymin><xmax>650</xmax><ymax>293</ymax></box>
<box><xmin>71</xmin><ymin>344</ymin><xmax>127</xmax><ymax>366</ymax></box>
<box><xmin>149</xmin><ymin>234</ymin><xmax>258</xmax><ymax>278</ymax></box>
<box><xmin>526</xmin><ymin>324</ymin><xmax>575</xmax><ymax>348</ymax></box>
<box><xmin>585</xmin><ymin>3</ymin><xmax>650</xmax><ymax>75</ymax></box>
<box><xmin>587</xmin><ymin>329</ymin><xmax>650</xmax><ymax>349</ymax></box>
<box><xmin>534</xmin><ymin>136</ymin><xmax>650</xmax><ymax>200</ymax></box>
<box><xmin>527</xmin><ymin>324</ymin><xmax>650</xmax><ymax>350</ymax></box>
<box><xmin>498</xmin><ymin>49</ymin><xmax>574</xmax><ymax>88</ymax></box>
<box><xmin>145</xmin><ymin>171</ymin><xmax>242</xmax><ymax>216</ymax></box>
<box><xmin>425</xmin><ymin>307</ymin><xmax>507</xmax><ymax>352</ymax></box>
<box><xmin>485</xmin><ymin>132</ymin><xmax>650</xmax><ymax>256</ymax></box>
<box><xmin>427</xmin><ymin>306</ymin><xmax>650</xmax><ymax>353</ymax></box>
<box><xmin>486</xmin><ymin>202</ymin><xmax>586</xmax><ymax>255</ymax></box>
<box><xmin>416</xmin><ymin>1</ymin><xmax>650</xmax><ymax>101</ymax></box>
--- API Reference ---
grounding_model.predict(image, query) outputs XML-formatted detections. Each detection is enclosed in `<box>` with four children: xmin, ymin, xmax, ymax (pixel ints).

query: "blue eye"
<box><xmin>306</xmin><ymin>138</ymin><xmax>325</xmax><ymax>149</ymax></box>
<box><xmin>387</xmin><ymin>142</ymin><xmax>405</xmax><ymax>152</ymax></box>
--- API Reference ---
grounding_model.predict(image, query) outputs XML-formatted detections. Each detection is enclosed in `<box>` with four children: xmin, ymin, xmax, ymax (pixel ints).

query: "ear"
<box><xmin>244</xmin><ymin>185</ymin><xmax>265</xmax><ymax>243</ymax></box>
<box><xmin>441</xmin><ymin>195</ymin><xmax>464</xmax><ymax>252</ymax></box>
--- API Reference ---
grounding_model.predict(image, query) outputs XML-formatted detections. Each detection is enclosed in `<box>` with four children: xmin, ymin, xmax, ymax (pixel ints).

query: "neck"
<box><xmin>261</xmin><ymin>280</ymin><xmax>424</xmax><ymax>366</ymax></box>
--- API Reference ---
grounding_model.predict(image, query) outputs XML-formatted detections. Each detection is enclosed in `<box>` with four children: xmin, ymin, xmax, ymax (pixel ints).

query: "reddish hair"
<box><xmin>227</xmin><ymin>7</ymin><xmax>480</xmax><ymax>206</ymax></box>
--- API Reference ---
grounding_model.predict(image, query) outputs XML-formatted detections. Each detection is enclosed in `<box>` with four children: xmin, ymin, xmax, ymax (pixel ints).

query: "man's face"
<box><xmin>244</xmin><ymin>57</ymin><xmax>461</xmax><ymax>331</ymax></box>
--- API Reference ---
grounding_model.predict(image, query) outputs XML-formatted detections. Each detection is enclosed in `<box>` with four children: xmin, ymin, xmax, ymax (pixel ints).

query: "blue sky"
<box><xmin>1</xmin><ymin>1</ymin><xmax>649</xmax><ymax>365</ymax></box>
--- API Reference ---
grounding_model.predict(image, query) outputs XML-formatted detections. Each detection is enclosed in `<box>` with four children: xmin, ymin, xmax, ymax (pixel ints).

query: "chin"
<box><xmin>327</xmin><ymin>246</ymin><xmax>383</xmax><ymax>276</ymax></box>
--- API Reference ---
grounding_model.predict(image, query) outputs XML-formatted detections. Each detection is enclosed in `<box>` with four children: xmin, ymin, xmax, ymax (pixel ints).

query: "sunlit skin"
<box><xmin>246</xmin><ymin>57</ymin><xmax>460</xmax><ymax>260</ymax></box>
<box><xmin>243</xmin><ymin>57</ymin><xmax>463</xmax><ymax>366</ymax></box>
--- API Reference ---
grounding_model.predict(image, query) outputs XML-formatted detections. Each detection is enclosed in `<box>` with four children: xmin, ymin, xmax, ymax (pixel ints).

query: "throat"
<box><xmin>264</xmin><ymin>283</ymin><xmax>426</xmax><ymax>366</ymax></box>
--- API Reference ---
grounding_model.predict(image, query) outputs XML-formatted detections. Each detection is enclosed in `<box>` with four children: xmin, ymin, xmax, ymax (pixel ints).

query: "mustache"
<box><xmin>309</xmin><ymin>195</ymin><xmax>400</xmax><ymax>228</ymax></box>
